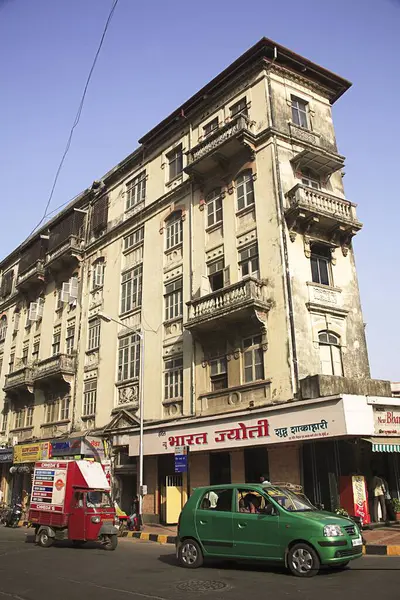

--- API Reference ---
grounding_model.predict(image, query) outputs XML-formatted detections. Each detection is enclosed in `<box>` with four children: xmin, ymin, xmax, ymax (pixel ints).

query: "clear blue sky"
<box><xmin>1</xmin><ymin>0</ymin><xmax>399</xmax><ymax>381</ymax></box>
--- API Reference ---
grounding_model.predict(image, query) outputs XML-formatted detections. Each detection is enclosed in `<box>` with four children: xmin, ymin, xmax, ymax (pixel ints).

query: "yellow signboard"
<box><xmin>13</xmin><ymin>442</ymin><xmax>50</xmax><ymax>464</ymax></box>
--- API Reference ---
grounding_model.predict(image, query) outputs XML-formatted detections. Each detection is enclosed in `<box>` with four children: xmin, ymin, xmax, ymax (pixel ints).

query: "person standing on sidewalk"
<box><xmin>371</xmin><ymin>472</ymin><xmax>387</xmax><ymax>522</ymax></box>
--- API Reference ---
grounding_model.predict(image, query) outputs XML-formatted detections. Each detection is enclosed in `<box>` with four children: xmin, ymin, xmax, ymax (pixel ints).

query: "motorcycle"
<box><xmin>4</xmin><ymin>503</ymin><xmax>22</xmax><ymax>528</ymax></box>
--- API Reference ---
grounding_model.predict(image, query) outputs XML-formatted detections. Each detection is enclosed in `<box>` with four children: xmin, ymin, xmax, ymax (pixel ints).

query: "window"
<box><xmin>243</xmin><ymin>335</ymin><xmax>264</xmax><ymax>383</ymax></box>
<box><xmin>206</xmin><ymin>189</ymin><xmax>223</xmax><ymax>228</ymax></box>
<box><xmin>310</xmin><ymin>244</ymin><xmax>332</xmax><ymax>286</ymax></box>
<box><xmin>1</xmin><ymin>402</ymin><xmax>8</xmax><ymax>432</ymax></box>
<box><xmin>32</xmin><ymin>337</ymin><xmax>40</xmax><ymax>362</ymax></box>
<box><xmin>56</xmin><ymin>288</ymin><xmax>63</xmax><ymax>311</ymax></box>
<box><xmin>210</xmin><ymin>357</ymin><xmax>228</xmax><ymax>391</ymax></box>
<box><xmin>60</xmin><ymin>396</ymin><xmax>70</xmax><ymax>421</ymax></box>
<box><xmin>92</xmin><ymin>260</ymin><xmax>105</xmax><ymax>290</ymax></box>
<box><xmin>203</xmin><ymin>117</ymin><xmax>219</xmax><ymax>138</ymax></box>
<box><xmin>236</xmin><ymin>171</ymin><xmax>254</xmax><ymax>211</ymax></box>
<box><xmin>126</xmin><ymin>171</ymin><xmax>146</xmax><ymax>210</ymax></box>
<box><xmin>166</xmin><ymin>213</ymin><xmax>183</xmax><ymax>250</ymax></box>
<box><xmin>318</xmin><ymin>331</ymin><xmax>343</xmax><ymax>376</ymax></box>
<box><xmin>124</xmin><ymin>226</ymin><xmax>144</xmax><ymax>251</ymax></box>
<box><xmin>15</xmin><ymin>410</ymin><xmax>24</xmax><ymax>429</ymax></box>
<box><xmin>291</xmin><ymin>96</ymin><xmax>308</xmax><ymax>129</ymax></box>
<box><xmin>0</xmin><ymin>316</ymin><xmax>7</xmax><ymax>342</ymax></box>
<box><xmin>236</xmin><ymin>488</ymin><xmax>276</xmax><ymax>515</ymax></box>
<box><xmin>90</xmin><ymin>195</ymin><xmax>109</xmax><ymax>235</ymax></box>
<box><xmin>301</xmin><ymin>172</ymin><xmax>320</xmax><ymax>189</ymax></box>
<box><xmin>118</xmin><ymin>334</ymin><xmax>141</xmax><ymax>382</ymax></box>
<box><xmin>0</xmin><ymin>353</ymin><xmax>3</xmax><ymax>375</ymax></box>
<box><xmin>83</xmin><ymin>380</ymin><xmax>97</xmax><ymax>416</ymax></box>
<box><xmin>22</xmin><ymin>343</ymin><xmax>29</xmax><ymax>365</ymax></box>
<box><xmin>230</xmin><ymin>98</ymin><xmax>248</xmax><ymax>119</ymax></box>
<box><xmin>239</xmin><ymin>243</ymin><xmax>259</xmax><ymax>279</ymax></box>
<box><xmin>66</xmin><ymin>321</ymin><xmax>75</xmax><ymax>355</ymax></box>
<box><xmin>120</xmin><ymin>265</ymin><xmax>143</xmax><ymax>314</ymax></box>
<box><xmin>52</xmin><ymin>329</ymin><xmax>61</xmax><ymax>355</ymax></box>
<box><xmin>45</xmin><ymin>401</ymin><xmax>57</xmax><ymax>424</ymax></box>
<box><xmin>9</xmin><ymin>352</ymin><xmax>15</xmax><ymax>374</ymax></box>
<box><xmin>88</xmin><ymin>318</ymin><xmax>101</xmax><ymax>351</ymax></box>
<box><xmin>25</xmin><ymin>406</ymin><xmax>34</xmax><ymax>428</ymax></box>
<box><xmin>0</xmin><ymin>270</ymin><xmax>14</xmax><ymax>299</ymax></box>
<box><xmin>165</xmin><ymin>278</ymin><xmax>183</xmax><ymax>321</ymax></box>
<box><xmin>200</xmin><ymin>488</ymin><xmax>233</xmax><ymax>511</ymax></box>
<box><xmin>208</xmin><ymin>258</ymin><xmax>225</xmax><ymax>292</ymax></box>
<box><xmin>164</xmin><ymin>357</ymin><xmax>183</xmax><ymax>401</ymax></box>
<box><xmin>167</xmin><ymin>145</ymin><xmax>183</xmax><ymax>180</ymax></box>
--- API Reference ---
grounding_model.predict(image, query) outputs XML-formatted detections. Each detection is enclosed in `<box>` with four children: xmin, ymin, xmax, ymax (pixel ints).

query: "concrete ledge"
<box><xmin>122</xmin><ymin>531</ymin><xmax>176</xmax><ymax>544</ymax></box>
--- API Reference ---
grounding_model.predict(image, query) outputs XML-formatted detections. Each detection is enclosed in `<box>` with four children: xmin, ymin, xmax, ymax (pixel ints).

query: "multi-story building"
<box><xmin>0</xmin><ymin>38</ymin><xmax>398</xmax><ymax>522</ymax></box>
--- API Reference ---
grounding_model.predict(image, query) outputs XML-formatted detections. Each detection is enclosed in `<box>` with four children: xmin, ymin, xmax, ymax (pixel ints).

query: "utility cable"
<box><xmin>28</xmin><ymin>0</ymin><xmax>120</xmax><ymax>238</ymax></box>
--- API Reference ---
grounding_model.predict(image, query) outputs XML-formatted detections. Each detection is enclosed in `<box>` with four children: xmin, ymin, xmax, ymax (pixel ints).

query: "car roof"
<box><xmin>193</xmin><ymin>484</ymin><xmax>265</xmax><ymax>493</ymax></box>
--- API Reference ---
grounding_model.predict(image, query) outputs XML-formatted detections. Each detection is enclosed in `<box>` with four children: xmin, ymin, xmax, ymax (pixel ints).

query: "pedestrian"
<box><xmin>381</xmin><ymin>476</ymin><xmax>395</xmax><ymax>521</ymax></box>
<box><xmin>128</xmin><ymin>495</ymin><xmax>140</xmax><ymax>531</ymax></box>
<box><xmin>371</xmin><ymin>472</ymin><xmax>387</xmax><ymax>522</ymax></box>
<box><xmin>259</xmin><ymin>475</ymin><xmax>270</xmax><ymax>485</ymax></box>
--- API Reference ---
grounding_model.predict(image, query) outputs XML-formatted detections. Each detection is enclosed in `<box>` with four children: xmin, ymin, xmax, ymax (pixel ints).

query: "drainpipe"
<box><xmin>265</xmin><ymin>52</ymin><xmax>299</xmax><ymax>397</ymax></box>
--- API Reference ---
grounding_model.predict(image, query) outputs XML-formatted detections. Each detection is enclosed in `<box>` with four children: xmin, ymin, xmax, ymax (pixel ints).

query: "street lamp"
<box><xmin>97</xmin><ymin>311</ymin><xmax>145</xmax><ymax>525</ymax></box>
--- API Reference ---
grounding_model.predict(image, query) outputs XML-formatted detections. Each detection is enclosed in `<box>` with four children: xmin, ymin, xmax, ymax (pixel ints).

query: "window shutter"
<box><xmin>201</xmin><ymin>275</ymin><xmax>210</xmax><ymax>296</ymax></box>
<box><xmin>91</xmin><ymin>195</ymin><xmax>109</xmax><ymax>234</ymax></box>
<box><xmin>13</xmin><ymin>312</ymin><xmax>20</xmax><ymax>332</ymax></box>
<box><xmin>61</xmin><ymin>282</ymin><xmax>71</xmax><ymax>303</ymax></box>
<box><xmin>319</xmin><ymin>344</ymin><xmax>333</xmax><ymax>375</ymax></box>
<box><xmin>69</xmin><ymin>276</ymin><xmax>78</xmax><ymax>300</ymax></box>
<box><xmin>0</xmin><ymin>270</ymin><xmax>14</xmax><ymax>298</ymax></box>
<box><xmin>223</xmin><ymin>266</ymin><xmax>230</xmax><ymax>287</ymax></box>
<box><xmin>28</xmin><ymin>302</ymin><xmax>38</xmax><ymax>322</ymax></box>
<box><xmin>37</xmin><ymin>298</ymin><xmax>44</xmax><ymax>319</ymax></box>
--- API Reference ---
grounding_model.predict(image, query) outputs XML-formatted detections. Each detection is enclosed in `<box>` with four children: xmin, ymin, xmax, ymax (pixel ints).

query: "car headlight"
<box><xmin>324</xmin><ymin>524</ymin><xmax>344</xmax><ymax>537</ymax></box>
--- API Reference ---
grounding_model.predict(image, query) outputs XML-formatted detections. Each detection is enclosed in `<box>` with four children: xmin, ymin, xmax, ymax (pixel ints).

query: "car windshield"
<box><xmin>264</xmin><ymin>485</ymin><xmax>316</xmax><ymax>512</ymax></box>
<box><xmin>86</xmin><ymin>491</ymin><xmax>112</xmax><ymax>509</ymax></box>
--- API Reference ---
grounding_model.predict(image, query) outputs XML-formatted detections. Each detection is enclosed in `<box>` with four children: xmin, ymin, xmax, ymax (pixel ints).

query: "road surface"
<box><xmin>0</xmin><ymin>527</ymin><xmax>399</xmax><ymax>599</ymax></box>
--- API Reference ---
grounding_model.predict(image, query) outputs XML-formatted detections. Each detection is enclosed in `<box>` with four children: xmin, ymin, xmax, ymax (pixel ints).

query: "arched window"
<box><xmin>206</xmin><ymin>188</ymin><xmax>223</xmax><ymax>228</ymax></box>
<box><xmin>0</xmin><ymin>316</ymin><xmax>7</xmax><ymax>342</ymax></box>
<box><xmin>236</xmin><ymin>170</ymin><xmax>254</xmax><ymax>211</ymax></box>
<box><xmin>92</xmin><ymin>258</ymin><xmax>105</xmax><ymax>290</ymax></box>
<box><xmin>165</xmin><ymin>212</ymin><xmax>183</xmax><ymax>250</ymax></box>
<box><xmin>318</xmin><ymin>331</ymin><xmax>343</xmax><ymax>376</ymax></box>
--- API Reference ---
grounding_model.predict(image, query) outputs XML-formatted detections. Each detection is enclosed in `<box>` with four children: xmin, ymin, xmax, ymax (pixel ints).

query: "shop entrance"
<box><xmin>303</xmin><ymin>440</ymin><xmax>340</xmax><ymax>511</ymax></box>
<box><xmin>244</xmin><ymin>447</ymin><xmax>269</xmax><ymax>483</ymax></box>
<box><xmin>210</xmin><ymin>451</ymin><xmax>231</xmax><ymax>484</ymax></box>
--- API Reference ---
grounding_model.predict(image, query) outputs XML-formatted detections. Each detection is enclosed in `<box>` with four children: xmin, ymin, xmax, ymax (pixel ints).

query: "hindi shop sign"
<box><xmin>374</xmin><ymin>407</ymin><xmax>400</xmax><ymax>436</ymax></box>
<box><xmin>129</xmin><ymin>400</ymin><xmax>345</xmax><ymax>457</ymax></box>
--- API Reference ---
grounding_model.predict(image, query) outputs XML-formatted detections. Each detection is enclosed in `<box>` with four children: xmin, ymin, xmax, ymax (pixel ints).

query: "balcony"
<box><xmin>46</xmin><ymin>235</ymin><xmax>83</xmax><ymax>271</ymax></box>
<box><xmin>3</xmin><ymin>365</ymin><xmax>34</xmax><ymax>395</ymax></box>
<box><xmin>285</xmin><ymin>185</ymin><xmax>362</xmax><ymax>242</ymax></box>
<box><xmin>300</xmin><ymin>375</ymin><xmax>392</xmax><ymax>400</ymax></box>
<box><xmin>185</xmin><ymin>277</ymin><xmax>271</xmax><ymax>333</ymax></box>
<box><xmin>197</xmin><ymin>380</ymin><xmax>272</xmax><ymax>417</ymax></box>
<box><xmin>185</xmin><ymin>115</ymin><xmax>255</xmax><ymax>176</ymax></box>
<box><xmin>16</xmin><ymin>260</ymin><xmax>45</xmax><ymax>291</ymax></box>
<box><xmin>33</xmin><ymin>354</ymin><xmax>76</xmax><ymax>387</ymax></box>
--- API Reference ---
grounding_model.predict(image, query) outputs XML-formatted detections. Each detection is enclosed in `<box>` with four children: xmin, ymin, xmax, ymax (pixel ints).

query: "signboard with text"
<box><xmin>129</xmin><ymin>399</ymin><xmax>346</xmax><ymax>457</ymax></box>
<box><xmin>374</xmin><ymin>407</ymin><xmax>400</xmax><ymax>436</ymax></box>
<box><xmin>174</xmin><ymin>446</ymin><xmax>189</xmax><ymax>473</ymax></box>
<box><xmin>13</xmin><ymin>442</ymin><xmax>51</xmax><ymax>464</ymax></box>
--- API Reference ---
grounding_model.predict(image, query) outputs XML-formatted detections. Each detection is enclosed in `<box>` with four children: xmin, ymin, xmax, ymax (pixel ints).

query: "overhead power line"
<box><xmin>28</xmin><ymin>0</ymin><xmax>120</xmax><ymax>238</ymax></box>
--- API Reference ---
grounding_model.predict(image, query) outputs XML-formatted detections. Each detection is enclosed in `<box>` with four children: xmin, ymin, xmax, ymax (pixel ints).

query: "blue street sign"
<box><xmin>175</xmin><ymin>453</ymin><xmax>188</xmax><ymax>473</ymax></box>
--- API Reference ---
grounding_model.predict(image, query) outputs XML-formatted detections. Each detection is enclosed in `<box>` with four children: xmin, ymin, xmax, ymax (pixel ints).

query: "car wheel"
<box><xmin>288</xmin><ymin>543</ymin><xmax>320</xmax><ymax>577</ymax></box>
<box><xmin>178</xmin><ymin>539</ymin><xmax>203</xmax><ymax>569</ymax></box>
<box><xmin>37</xmin><ymin>529</ymin><xmax>54</xmax><ymax>548</ymax></box>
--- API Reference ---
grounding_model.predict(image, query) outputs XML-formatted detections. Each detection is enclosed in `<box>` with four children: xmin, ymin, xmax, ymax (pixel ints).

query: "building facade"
<box><xmin>0</xmin><ymin>38</ymin><xmax>398</xmax><ymax>522</ymax></box>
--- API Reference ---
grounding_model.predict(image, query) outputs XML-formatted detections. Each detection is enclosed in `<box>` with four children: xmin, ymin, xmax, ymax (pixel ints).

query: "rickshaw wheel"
<box><xmin>103</xmin><ymin>534</ymin><xmax>118</xmax><ymax>551</ymax></box>
<box><xmin>38</xmin><ymin>529</ymin><xmax>54</xmax><ymax>548</ymax></box>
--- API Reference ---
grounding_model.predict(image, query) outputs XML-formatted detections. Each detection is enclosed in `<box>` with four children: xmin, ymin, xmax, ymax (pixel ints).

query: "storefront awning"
<box><xmin>364</xmin><ymin>437</ymin><xmax>400</xmax><ymax>452</ymax></box>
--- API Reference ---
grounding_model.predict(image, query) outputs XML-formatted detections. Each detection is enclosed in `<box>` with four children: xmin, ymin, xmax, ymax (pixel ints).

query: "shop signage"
<box><xmin>0</xmin><ymin>448</ymin><xmax>13</xmax><ymax>463</ymax></box>
<box><xmin>129</xmin><ymin>400</ymin><xmax>345</xmax><ymax>457</ymax></box>
<box><xmin>13</xmin><ymin>442</ymin><xmax>50</xmax><ymax>464</ymax></box>
<box><xmin>373</xmin><ymin>407</ymin><xmax>400</xmax><ymax>436</ymax></box>
<box><xmin>50</xmin><ymin>437</ymin><xmax>106</xmax><ymax>461</ymax></box>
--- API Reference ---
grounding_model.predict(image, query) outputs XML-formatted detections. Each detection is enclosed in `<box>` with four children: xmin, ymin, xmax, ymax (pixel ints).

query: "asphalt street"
<box><xmin>0</xmin><ymin>527</ymin><xmax>399</xmax><ymax>600</ymax></box>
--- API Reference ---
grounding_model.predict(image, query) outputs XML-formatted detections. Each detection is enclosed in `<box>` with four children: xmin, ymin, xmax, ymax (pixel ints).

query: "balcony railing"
<box><xmin>33</xmin><ymin>354</ymin><xmax>76</xmax><ymax>384</ymax></box>
<box><xmin>185</xmin><ymin>115</ymin><xmax>254</xmax><ymax>175</ymax></box>
<box><xmin>3</xmin><ymin>365</ymin><xmax>35</xmax><ymax>393</ymax></box>
<box><xmin>16</xmin><ymin>260</ymin><xmax>45</xmax><ymax>290</ymax></box>
<box><xmin>285</xmin><ymin>184</ymin><xmax>362</xmax><ymax>235</ymax></box>
<box><xmin>186</xmin><ymin>277</ymin><xmax>271</xmax><ymax>331</ymax></box>
<box><xmin>46</xmin><ymin>235</ymin><xmax>84</xmax><ymax>269</ymax></box>
<box><xmin>197</xmin><ymin>380</ymin><xmax>272</xmax><ymax>417</ymax></box>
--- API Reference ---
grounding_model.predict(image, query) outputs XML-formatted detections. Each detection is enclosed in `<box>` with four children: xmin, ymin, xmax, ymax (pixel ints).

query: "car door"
<box><xmin>232</xmin><ymin>488</ymin><xmax>283</xmax><ymax>560</ymax></box>
<box><xmin>194</xmin><ymin>488</ymin><xmax>234</xmax><ymax>557</ymax></box>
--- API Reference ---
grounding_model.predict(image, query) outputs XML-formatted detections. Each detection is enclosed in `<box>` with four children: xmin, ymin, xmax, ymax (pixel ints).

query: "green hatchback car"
<box><xmin>176</xmin><ymin>483</ymin><xmax>363</xmax><ymax>577</ymax></box>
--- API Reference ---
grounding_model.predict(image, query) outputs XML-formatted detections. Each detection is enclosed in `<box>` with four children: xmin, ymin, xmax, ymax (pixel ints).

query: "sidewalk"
<box><xmin>122</xmin><ymin>523</ymin><xmax>177</xmax><ymax>545</ymax></box>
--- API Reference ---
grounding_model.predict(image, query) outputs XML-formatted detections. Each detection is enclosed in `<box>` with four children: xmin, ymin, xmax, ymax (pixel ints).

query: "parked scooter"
<box><xmin>4</xmin><ymin>503</ymin><xmax>22</xmax><ymax>528</ymax></box>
